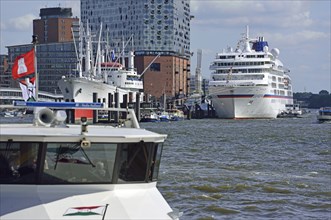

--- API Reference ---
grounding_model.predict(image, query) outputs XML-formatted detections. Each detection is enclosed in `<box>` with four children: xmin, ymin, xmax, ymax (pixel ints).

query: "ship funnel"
<box><xmin>128</xmin><ymin>51</ymin><xmax>135</xmax><ymax>72</ymax></box>
<box><xmin>244</xmin><ymin>41</ymin><xmax>252</xmax><ymax>52</ymax></box>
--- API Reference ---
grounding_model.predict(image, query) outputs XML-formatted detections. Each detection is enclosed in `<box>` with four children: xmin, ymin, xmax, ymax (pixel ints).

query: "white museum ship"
<box><xmin>58</xmin><ymin>23</ymin><xmax>144</xmax><ymax>120</ymax></box>
<box><xmin>208</xmin><ymin>26</ymin><xmax>293</xmax><ymax>119</ymax></box>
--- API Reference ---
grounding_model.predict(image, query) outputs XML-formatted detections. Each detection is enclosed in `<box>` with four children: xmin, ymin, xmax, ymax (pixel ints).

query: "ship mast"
<box><xmin>244</xmin><ymin>25</ymin><xmax>252</xmax><ymax>52</ymax></box>
<box><xmin>96</xmin><ymin>22</ymin><xmax>103</xmax><ymax>77</ymax></box>
<box><xmin>32</xmin><ymin>35</ymin><xmax>38</xmax><ymax>101</ymax></box>
<box><xmin>85</xmin><ymin>21</ymin><xmax>92</xmax><ymax>78</ymax></box>
<box><xmin>128</xmin><ymin>37</ymin><xmax>135</xmax><ymax>74</ymax></box>
<box><xmin>246</xmin><ymin>25</ymin><xmax>249</xmax><ymax>39</ymax></box>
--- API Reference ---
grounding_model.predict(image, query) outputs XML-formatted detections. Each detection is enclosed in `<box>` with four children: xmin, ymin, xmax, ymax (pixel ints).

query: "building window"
<box><xmin>150</xmin><ymin>63</ymin><xmax>161</xmax><ymax>71</ymax></box>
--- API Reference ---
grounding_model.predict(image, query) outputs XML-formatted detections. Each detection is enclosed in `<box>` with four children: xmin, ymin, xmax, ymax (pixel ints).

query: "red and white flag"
<box><xmin>12</xmin><ymin>48</ymin><xmax>35</xmax><ymax>80</ymax></box>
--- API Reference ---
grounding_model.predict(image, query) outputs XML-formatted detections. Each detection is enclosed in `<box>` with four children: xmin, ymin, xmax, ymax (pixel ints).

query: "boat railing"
<box><xmin>0</xmin><ymin>101</ymin><xmax>140</xmax><ymax>128</ymax></box>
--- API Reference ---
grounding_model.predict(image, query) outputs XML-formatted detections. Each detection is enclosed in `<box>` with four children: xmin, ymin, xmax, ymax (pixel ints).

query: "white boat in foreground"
<box><xmin>0</xmin><ymin>101</ymin><xmax>180</xmax><ymax>220</ymax></box>
<box><xmin>208</xmin><ymin>26</ymin><xmax>293</xmax><ymax>119</ymax></box>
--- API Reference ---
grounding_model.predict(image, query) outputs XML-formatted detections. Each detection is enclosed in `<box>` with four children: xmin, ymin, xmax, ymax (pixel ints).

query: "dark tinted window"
<box><xmin>0</xmin><ymin>142</ymin><xmax>40</xmax><ymax>184</ymax></box>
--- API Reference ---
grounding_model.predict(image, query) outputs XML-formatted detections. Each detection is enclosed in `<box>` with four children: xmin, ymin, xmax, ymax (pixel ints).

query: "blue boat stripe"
<box><xmin>13</xmin><ymin>101</ymin><xmax>104</xmax><ymax>108</ymax></box>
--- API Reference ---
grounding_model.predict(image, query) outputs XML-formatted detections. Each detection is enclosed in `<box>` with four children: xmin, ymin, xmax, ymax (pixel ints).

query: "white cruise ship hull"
<box><xmin>209</xmin><ymin>86</ymin><xmax>293</xmax><ymax>119</ymax></box>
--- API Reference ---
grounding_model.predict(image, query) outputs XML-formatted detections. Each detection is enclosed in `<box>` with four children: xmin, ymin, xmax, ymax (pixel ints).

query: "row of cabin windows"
<box><xmin>271</xmin><ymin>82</ymin><xmax>286</xmax><ymax>89</ymax></box>
<box><xmin>270</xmin><ymin>76</ymin><xmax>291</xmax><ymax>84</ymax></box>
<box><xmin>215</xmin><ymin>68</ymin><xmax>267</xmax><ymax>74</ymax></box>
<box><xmin>214</xmin><ymin>61</ymin><xmax>271</xmax><ymax>67</ymax></box>
<box><xmin>271</xmin><ymin>89</ymin><xmax>292</xmax><ymax>96</ymax></box>
<box><xmin>213</xmin><ymin>75</ymin><xmax>264</xmax><ymax>81</ymax></box>
<box><xmin>218</xmin><ymin>55</ymin><xmax>265</xmax><ymax>59</ymax></box>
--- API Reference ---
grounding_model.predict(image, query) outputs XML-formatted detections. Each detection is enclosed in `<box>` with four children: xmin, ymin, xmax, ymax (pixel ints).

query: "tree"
<box><xmin>294</xmin><ymin>91</ymin><xmax>331</xmax><ymax>108</ymax></box>
<box><xmin>319</xmin><ymin>90</ymin><xmax>329</xmax><ymax>95</ymax></box>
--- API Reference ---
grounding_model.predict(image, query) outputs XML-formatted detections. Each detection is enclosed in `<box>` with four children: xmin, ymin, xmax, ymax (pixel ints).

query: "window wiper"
<box><xmin>54</xmin><ymin>144</ymin><xmax>95</xmax><ymax>170</ymax></box>
<box><xmin>79</xmin><ymin>145</ymin><xmax>95</xmax><ymax>167</ymax></box>
<box><xmin>5</xmin><ymin>139</ymin><xmax>12</xmax><ymax>158</ymax></box>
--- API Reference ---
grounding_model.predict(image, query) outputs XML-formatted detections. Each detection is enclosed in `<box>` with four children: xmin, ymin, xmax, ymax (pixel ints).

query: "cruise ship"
<box><xmin>208</xmin><ymin>26</ymin><xmax>293</xmax><ymax>119</ymax></box>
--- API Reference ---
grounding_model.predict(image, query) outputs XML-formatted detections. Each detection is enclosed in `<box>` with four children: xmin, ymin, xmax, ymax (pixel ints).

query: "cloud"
<box><xmin>1</xmin><ymin>1</ymin><xmax>80</xmax><ymax>32</ymax></box>
<box><xmin>191</xmin><ymin>1</ymin><xmax>266</xmax><ymax>14</ymax></box>
<box><xmin>266</xmin><ymin>30</ymin><xmax>330</xmax><ymax>47</ymax></box>
<box><xmin>191</xmin><ymin>1</ymin><xmax>309</xmax><ymax>14</ymax></box>
<box><xmin>191</xmin><ymin>1</ymin><xmax>313</xmax><ymax>29</ymax></box>
<box><xmin>6</xmin><ymin>14</ymin><xmax>36</xmax><ymax>31</ymax></box>
<box><xmin>0</xmin><ymin>21</ymin><xmax>7</xmax><ymax>30</ymax></box>
<box><xmin>279</xmin><ymin>11</ymin><xmax>313</xmax><ymax>28</ymax></box>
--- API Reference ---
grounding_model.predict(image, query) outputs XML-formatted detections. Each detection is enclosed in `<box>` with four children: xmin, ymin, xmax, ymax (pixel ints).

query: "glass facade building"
<box><xmin>81</xmin><ymin>0</ymin><xmax>190</xmax><ymax>57</ymax></box>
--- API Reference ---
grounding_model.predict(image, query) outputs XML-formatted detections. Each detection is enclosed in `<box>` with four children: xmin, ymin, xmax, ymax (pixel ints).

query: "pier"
<box><xmin>184</xmin><ymin>103</ymin><xmax>216</xmax><ymax>119</ymax></box>
<box><xmin>64</xmin><ymin>92</ymin><xmax>146</xmax><ymax>124</ymax></box>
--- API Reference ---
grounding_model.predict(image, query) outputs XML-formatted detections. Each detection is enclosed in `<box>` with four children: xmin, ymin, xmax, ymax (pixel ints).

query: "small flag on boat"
<box><xmin>12</xmin><ymin>48</ymin><xmax>35</xmax><ymax>80</ymax></box>
<box><xmin>63</xmin><ymin>205</ymin><xmax>107</xmax><ymax>216</ymax></box>
<box><xmin>19</xmin><ymin>77</ymin><xmax>36</xmax><ymax>101</ymax></box>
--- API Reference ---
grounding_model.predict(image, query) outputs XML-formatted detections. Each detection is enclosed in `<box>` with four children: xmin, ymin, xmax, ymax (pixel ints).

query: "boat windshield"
<box><xmin>0</xmin><ymin>141</ymin><xmax>163</xmax><ymax>184</ymax></box>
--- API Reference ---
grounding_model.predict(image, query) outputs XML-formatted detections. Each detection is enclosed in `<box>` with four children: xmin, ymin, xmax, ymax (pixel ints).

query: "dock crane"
<box><xmin>195</xmin><ymin>49</ymin><xmax>202</xmax><ymax>94</ymax></box>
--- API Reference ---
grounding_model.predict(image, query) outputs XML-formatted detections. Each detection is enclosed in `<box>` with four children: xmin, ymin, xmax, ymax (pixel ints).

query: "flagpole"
<box><xmin>32</xmin><ymin>35</ymin><xmax>38</xmax><ymax>101</ymax></box>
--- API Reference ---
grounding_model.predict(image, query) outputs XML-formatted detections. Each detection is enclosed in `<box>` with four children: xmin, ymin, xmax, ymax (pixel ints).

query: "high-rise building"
<box><xmin>80</xmin><ymin>0</ymin><xmax>191</xmax><ymax>102</ymax></box>
<box><xmin>33</xmin><ymin>7</ymin><xmax>79</xmax><ymax>44</ymax></box>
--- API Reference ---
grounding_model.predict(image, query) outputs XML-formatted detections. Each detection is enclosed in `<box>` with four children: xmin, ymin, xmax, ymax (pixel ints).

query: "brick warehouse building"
<box><xmin>135</xmin><ymin>52</ymin><xmax>189</xmax><ymax>100</ymax></box>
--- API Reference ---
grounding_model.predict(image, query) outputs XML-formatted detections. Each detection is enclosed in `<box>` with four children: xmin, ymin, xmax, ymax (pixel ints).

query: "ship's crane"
<box><xmin>195</xmin><ymin>49</ymin><xmax>202</xmax><ymax>94</ymax></box>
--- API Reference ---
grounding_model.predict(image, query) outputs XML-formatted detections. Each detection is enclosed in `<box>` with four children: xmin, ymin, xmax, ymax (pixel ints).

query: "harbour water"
<box><xmin>141</xmin><ymin>112</ymin><xmax>331</xmax><ymax>219</ymax></box>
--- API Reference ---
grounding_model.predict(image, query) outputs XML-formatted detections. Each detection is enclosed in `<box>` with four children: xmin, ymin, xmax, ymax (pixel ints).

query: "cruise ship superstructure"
<box><xmin>208</xmin><ymin>26</ymin><xmax>293</xmax><ymax>119</ymax></box>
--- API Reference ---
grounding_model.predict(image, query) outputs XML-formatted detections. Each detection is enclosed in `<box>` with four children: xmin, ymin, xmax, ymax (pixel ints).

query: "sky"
<box><xmin>1</xmin><ymin>0</ymin><xmax>330</xmax><ymax>93</ymax></box>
